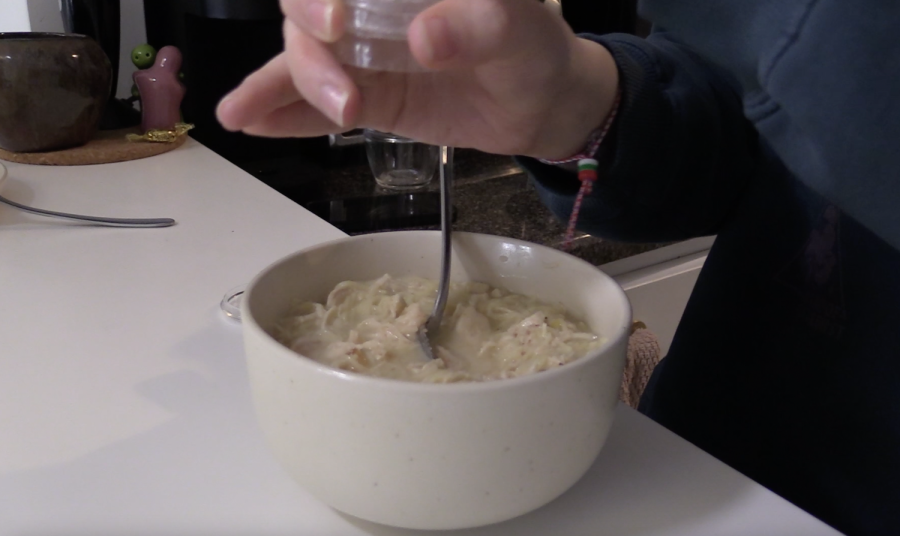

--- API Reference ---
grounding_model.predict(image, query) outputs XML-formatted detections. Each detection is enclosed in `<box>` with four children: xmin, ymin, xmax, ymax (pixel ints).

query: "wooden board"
<box><xmin>0</xmin><ymin>127</ymin><xmax>187</xmax><ymax>166</ymax></box>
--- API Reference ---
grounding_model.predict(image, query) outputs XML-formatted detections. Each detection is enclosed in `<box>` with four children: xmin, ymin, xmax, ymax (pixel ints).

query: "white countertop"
<box><xmin>0</xmin><ymin>140</ymin><xmax>841</xmax><ymax>535</ymax></box>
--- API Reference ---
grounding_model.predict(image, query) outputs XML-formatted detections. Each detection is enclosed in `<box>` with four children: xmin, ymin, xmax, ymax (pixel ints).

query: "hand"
<box><xmin>216</xmin><ymin>0</ymin><xmax>619</xmax><ymax>160</ymax></box>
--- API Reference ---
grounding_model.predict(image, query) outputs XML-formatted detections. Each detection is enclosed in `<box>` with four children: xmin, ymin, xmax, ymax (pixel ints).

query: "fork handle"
<box><xmin>426</xmin><ymin>146</ymin><xmax>453</xmax><ymax>333</ymax></box>
<box><xmin>0</xmin><ymin>194</ymin><xmax>176</xmax><ymax>228</ymax></box>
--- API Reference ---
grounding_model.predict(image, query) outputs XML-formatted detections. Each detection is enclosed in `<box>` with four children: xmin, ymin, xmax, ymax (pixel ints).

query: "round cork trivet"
<box><xmin>0</xmin><ymin>127</ymin><xmax>187</xmax><ymax>166</ymax></box>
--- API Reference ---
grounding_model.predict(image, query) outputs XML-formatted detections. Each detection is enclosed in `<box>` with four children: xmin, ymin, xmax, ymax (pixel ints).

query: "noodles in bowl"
<box><xmin>273</xmin><ymin>274</ymin><xmax>604</xmax><ymax>383</ymax></box>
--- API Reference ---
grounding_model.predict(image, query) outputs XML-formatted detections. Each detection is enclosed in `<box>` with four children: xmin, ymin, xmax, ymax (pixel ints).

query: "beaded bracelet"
<box><xmin>539</xmin><ymin>90</ymin><xmax>620</xmax><ymax>250</ymax></box>
<box><xmin>561</xmin><ymin>159</ymin><xmax>599</xmax><ymax>250</ymax></box>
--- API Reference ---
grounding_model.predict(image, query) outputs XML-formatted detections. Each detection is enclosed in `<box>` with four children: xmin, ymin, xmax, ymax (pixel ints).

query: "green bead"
<box><xmin>131</xmin><ymin>83</ymin><xmax>140</xmax><ymax>99</ymax></box>
<box><xmin>131</xmin><ymin>44</ymin><xmax>157</xmax><ymax>69</ymax></box>
<box><xmin>577</xmin><ymin>158</ymin><xmax>599</xmax><ymax>171</ymax></box>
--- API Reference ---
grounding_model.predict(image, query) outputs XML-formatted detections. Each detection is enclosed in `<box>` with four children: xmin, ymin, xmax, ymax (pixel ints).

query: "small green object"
<box><xmin>130</xmin><ymin>83</ymin><xmax>140</xmax><ymax>99</ymax></box>
<box><xmin>131</xmin><ymin>44</ymin><xmax>157</xmax><ymax>69</ymax></box>
<box><xmin>577</xmin><ymin>158</ymin><xmax>599</xmax><ymax>171</ymax></box>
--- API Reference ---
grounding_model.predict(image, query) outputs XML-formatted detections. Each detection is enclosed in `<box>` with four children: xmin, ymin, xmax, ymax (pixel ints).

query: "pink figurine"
<box><xmin>133</xmin><ymin>45</ymin><xmax>185</xmax><ymax>133</ymax></box>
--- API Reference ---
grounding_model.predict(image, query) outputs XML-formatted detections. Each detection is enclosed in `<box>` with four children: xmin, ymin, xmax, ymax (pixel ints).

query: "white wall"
<box><xmin>5</xmin><ymin>0</ymin><xmax>146</xmax><ymax>99</ymax></box>
<box><xmin>1</xmin><ymin>0</ymin><xmax>33</xmax><ymax>32</ymax></box>
<box><xmin>118</xmin><ymin>0</ymin><xmax>146</xmax><ymax>99</ymax></box>
<box><xmin>26</xmin><ymin>0</ymin><xmax>63</xmax><ymax>32</ymax></box>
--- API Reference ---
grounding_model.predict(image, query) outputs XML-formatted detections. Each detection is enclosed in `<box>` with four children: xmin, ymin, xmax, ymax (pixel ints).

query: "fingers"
<box><xmin>238</xmin><ymin>69</ymin><xmax>403</xmax><ymax>138</ymax></box>
<box><xmin>280</xmin><ymin>0</ymin><xmax>345</xmax><ymax>42</ymax></box>
<box><xmin>282</xmin><ymin>20</ymin><xmax>361</xmax><ymax>127</ymax></box>
<box><xmin>408</xmin><ymin>0</ymin><xmax>565</xmax><ymax>70</ymax></box>
<box><xmin>217</xmin><ymin>1</ymin><xmax>372</xmax><ymax>136</ymax></box>
<box><xmin>242</xmin><ymin>100</ymin><xmax>343</xmax><ymax>138</ymax></box>
<box><xmin>216</xmin><ymin>53</ymin><xmax>302</xmax><ymax>132</ymax></box>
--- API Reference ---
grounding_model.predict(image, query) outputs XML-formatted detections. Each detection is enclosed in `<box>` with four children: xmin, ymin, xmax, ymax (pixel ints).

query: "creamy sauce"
<box><xmin>273</xmin><ymin>275</ymin><xmax>603</xmax><ymax>383</ymax></box>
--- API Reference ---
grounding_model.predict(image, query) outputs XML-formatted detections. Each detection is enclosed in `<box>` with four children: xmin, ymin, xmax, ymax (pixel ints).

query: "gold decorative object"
<box><xmin>126</xmin><ymin>123</ymin><xmax>194</xmax><ymax>143</ymax></box>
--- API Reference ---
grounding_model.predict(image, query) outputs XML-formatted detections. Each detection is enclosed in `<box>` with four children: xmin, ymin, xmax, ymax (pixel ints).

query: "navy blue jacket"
<box><xmin>521</xmin><ymin>2</ymin><xmax>900</xmax><ymax>535</ymax></box>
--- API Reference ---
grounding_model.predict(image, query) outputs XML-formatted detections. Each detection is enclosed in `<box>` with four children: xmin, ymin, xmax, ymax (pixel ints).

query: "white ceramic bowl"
<box><xmin>241</xmin><ymin>231</ymin><xmax>631</xmax><ymax>530</ymax></box>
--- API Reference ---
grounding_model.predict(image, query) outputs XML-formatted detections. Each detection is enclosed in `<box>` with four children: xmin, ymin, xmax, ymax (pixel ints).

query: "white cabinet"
<box><xmin>602</xmin><ymin>237</ymin><xmax>712</xmax><ymax>356</ymax></box>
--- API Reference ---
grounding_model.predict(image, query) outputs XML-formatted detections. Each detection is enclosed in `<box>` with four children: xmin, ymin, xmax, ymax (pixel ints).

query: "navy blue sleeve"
<box><xmin>740</xmin><ymin>1</ymin><xmax>900</xmax><ymax>252</ymax></box>
<box><xmin>520</xmin><ymin>32</ymin><xmax>761</xmax><ymax>243</ymax></box>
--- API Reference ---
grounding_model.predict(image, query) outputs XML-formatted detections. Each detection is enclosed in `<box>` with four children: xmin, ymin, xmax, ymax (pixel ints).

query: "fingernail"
<box><xmin>307</xmin><ymin>1</ymin><xmax>336</xmax><ymax>40</ymax></box>
<box><xmin>421</xmin><ymin>16</ymin><xmax>456</xmax><ymax>63</ymax></box>
<box><xmin>218</xmin><ymin>92</ymin><xmax>234</xmax><ymax>109</ymax></box>
<box><xmin>216</xmin><ymin>94</ymin><xmax>239</xmax><ymax>129</ymax></box>
<box><xmin>321</xmin><ymin>84</ymin><xmax>349</xmax><ymax>126</ymax></box>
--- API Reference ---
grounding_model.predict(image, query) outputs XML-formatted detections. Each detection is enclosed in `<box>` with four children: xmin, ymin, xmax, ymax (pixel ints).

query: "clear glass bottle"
<box><xmin>330</xmin><ymin>0</ymin><xmax>441</xmax><ymax>72</ymax></box>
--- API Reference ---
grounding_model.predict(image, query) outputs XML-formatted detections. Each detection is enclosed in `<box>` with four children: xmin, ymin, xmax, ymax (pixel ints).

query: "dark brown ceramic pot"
<box><xmin>0</xmin><ymin>33</ymin><xmax>112</xmax><ymax>153</ymax></box>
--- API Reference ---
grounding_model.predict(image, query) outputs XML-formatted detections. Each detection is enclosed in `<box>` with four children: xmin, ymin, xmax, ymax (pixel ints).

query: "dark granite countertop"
<box><xmin>241</xmin><ymin>148</ymin><xmax>667</xmax><ymax>267</ymax></box>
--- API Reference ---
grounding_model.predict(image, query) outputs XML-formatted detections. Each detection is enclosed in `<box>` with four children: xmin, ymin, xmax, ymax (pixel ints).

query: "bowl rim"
<box><xmin>242</xmin><ymin>230</ymin><xmax>632</xmax><ymax>394</ymax></box>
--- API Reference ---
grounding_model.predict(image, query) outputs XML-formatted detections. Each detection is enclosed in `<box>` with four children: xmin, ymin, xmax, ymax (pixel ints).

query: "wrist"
<box><xmin>539</xmin><ymin>87</ymin><xmax>620</xmax><ymax>165</ymax></box>
<box><xmin>526</xmin><ymin>37</ymin><xmax>619</xmax><ymax>161</ymax></box>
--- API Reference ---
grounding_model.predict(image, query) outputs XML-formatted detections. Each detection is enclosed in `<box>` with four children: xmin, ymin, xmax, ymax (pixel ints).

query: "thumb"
<box><xmin>408</xmin><ymin>0</ymin><xmax>566</xmax><ymax>69</ymax></box>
